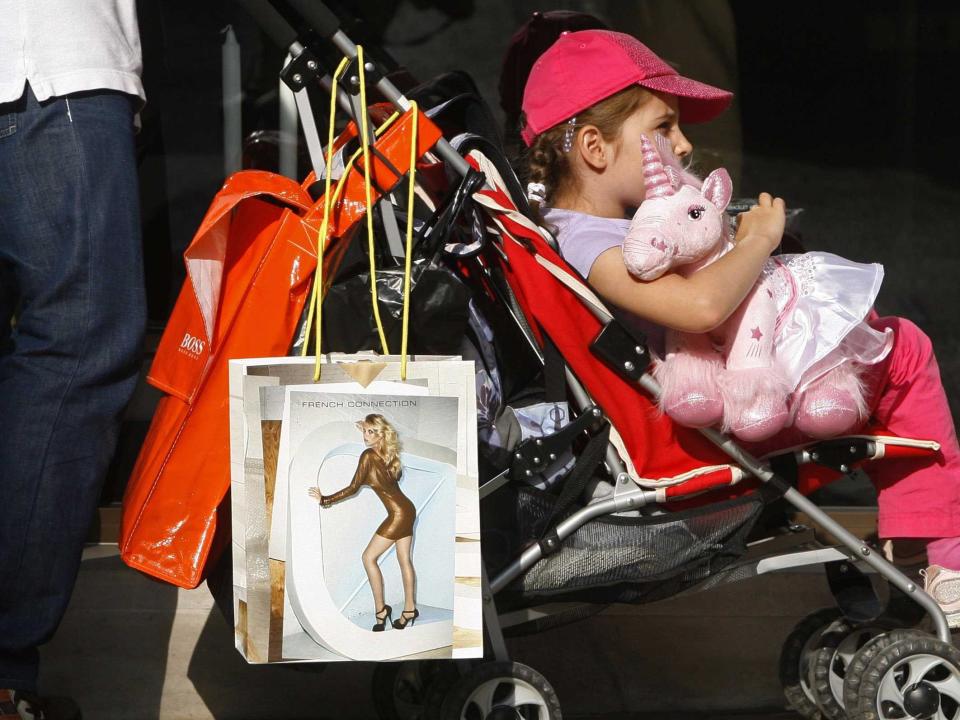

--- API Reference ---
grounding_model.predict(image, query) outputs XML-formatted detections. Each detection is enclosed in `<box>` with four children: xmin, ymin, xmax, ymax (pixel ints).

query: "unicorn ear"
<box><xmin>663</xmin><ymin>165</ymin><xmax>682</xmax><ymax>190</ymax></box>
<box><xmin>701</xmin><ymin>168</ymin><xmax>732</xmax><ymax>211</ymax></box>
<box><xmin>652</xmin><ymin>132</ymin><xmax>674</xmax><ymax>160</ymax></box>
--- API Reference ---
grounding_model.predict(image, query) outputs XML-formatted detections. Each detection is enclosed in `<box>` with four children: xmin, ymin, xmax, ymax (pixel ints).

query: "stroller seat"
<box><xmin>463</xmin><ymin>149</ymin><xmax>943</xmax><ymax>615</ymax></box>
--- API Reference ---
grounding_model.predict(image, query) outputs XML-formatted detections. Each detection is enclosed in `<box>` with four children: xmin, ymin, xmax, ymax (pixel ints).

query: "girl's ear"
<box><xmin>701</xmin><ymin>168</ymin><xmax>732</xmax><ymax>211</ymax></box>
<box><xmin>578</xmin><ymin>125</ymin><xmax>608</xmax><ymax>170</ymax></box>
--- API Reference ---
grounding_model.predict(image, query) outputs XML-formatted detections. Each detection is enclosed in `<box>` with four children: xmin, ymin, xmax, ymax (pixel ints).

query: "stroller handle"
<box><xmin>241</xmin><ymin>0</ymin><xmax>473</xmax><ymax>179</ymax></box>
<box><xmin>286</xmin><ymin>0</ymin><xmax>341</xmax><ymax>39</ymax></box>
<box><xmin>235</xmin><ymin>0</ymin><xmax>300</xmax><ymax>52</ymax></box>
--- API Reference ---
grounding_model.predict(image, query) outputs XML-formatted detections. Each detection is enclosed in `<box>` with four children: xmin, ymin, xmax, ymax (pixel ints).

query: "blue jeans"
<box><xmin>0</xmin><ymin>86</ymin><xmax>145</xmax><ymax>691</ymax></box>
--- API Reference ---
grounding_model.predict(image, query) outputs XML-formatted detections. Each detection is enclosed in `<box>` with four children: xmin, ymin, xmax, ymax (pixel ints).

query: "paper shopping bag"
<box><xmin>228</xmin><ymin>356</ymin><xmax>481</xmax><ymax>663</ymax></box>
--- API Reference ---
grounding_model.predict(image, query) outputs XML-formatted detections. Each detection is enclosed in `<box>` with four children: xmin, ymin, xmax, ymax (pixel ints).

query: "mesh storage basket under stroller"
<box><xmin>483</xmin><ymin>479</ymin><xmax>766</xmax><ymax>606</ymax></box>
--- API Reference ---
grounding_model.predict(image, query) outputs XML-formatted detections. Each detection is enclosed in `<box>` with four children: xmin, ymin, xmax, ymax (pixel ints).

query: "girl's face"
<box><xmin>605</xmin><ymin>92</ymin><xmax>692</xmax><ymax>210</ymax></box>
<box><xmin>360</xmin><ymin>424</ymin><xmax>380</xmax><ymax>447</ymax></box>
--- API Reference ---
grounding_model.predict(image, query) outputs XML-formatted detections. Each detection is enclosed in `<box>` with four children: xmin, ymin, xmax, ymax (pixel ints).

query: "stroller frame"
<box><xmin>237</xmin><ymin>1</ymin><xmax>955</xmax><ymax>715</ymax></box>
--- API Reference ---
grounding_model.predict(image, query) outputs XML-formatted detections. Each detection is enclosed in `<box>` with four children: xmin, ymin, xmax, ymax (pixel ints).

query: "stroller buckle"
<box><xmin>280</xmin><ymin>47</ymin><xmax>323</xmax><ymax>92</ymax></box>
<box><xmin>590</xmin><ymin>320</ymin><xmax>651</xmax><ymax>382</ymax></box>
<box><xmin>510</xmin><ymin>404</ymin><xmax>606</xmax><ymax>483</ymax></box>
<box><xmin>805</xmin><ymin>438</ymin><xmax>874</xmax><ymax>473</ymax></box>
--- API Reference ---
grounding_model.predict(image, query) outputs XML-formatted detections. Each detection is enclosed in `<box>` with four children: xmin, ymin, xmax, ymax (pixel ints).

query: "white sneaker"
<box><xmin>922</xmin><ymin>564</ymin><xmax>960</xmax><ymax>629</ymax></box>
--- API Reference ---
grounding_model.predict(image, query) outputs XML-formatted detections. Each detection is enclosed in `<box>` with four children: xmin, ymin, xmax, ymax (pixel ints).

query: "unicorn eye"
<box><xmin>688</xmin><ymin>205</ymin><xmax>705</xmax><ymax>220</ymax></box>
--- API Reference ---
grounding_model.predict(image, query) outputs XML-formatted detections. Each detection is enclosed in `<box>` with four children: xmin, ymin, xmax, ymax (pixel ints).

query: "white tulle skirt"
<box><xmin>765</xmin><ymin>252</ymin><xmax>894</xmax><ymax>392</ymax></box>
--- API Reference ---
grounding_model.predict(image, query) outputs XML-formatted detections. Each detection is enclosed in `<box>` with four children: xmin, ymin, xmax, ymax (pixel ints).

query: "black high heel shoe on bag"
<box><xmin>373</xmin><ymin>604</ymin><xmax>392</xmax><ymax>632</ymax></box>
<box><xmin>392</xmin><ymin>608</ymin><xmax>419</xmax><ymax>629</ymax></box>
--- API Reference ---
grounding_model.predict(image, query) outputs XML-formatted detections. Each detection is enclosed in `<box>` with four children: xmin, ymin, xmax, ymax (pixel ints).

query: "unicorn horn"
<box><xmin>641</xmin><ymin>134</ymin><xmax>675</xmax><ymax>199</ymax></box>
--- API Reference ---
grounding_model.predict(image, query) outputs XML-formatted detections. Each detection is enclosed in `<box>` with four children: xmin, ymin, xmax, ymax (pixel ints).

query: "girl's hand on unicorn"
<box><xmin>308</xmin><ymin>487</ymin><xmax>324</xmax><ymax>503</ymax></box>
<box><xmin>734</xmin><ymin>192</ymin><xmax>786</xmax><ymax>252</ymax></box>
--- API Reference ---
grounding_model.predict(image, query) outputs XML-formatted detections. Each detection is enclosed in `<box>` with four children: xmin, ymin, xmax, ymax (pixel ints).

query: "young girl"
<box><xmin>308</xmin><ymin>414</ymin><xmax>419</xmax><ymax>631</ymax></box>
<box><xmin>520</xmin><ymin>29</ymin><xmax>960</xmax><ymax>624</ymax></box>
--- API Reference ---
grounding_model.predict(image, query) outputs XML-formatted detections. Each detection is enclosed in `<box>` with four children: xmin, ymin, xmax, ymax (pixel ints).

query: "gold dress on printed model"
<box><xmin>323</xmin><ymin>448</ymin><xmax>415</xmax><ymax>540</ymax></box>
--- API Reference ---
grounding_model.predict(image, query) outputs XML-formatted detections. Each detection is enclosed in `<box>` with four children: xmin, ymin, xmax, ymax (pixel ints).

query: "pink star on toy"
<box><xmin>750</xmin><ymin>327</ymin><xmax>763</xmax><ymax>340</ymax></box>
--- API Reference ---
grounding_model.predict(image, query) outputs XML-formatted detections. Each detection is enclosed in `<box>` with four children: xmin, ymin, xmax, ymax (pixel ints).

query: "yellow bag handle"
<box><xmin>301</xmin><ymin>46</ymin><xmax>419</xmax><ymax>381</ymax></box>
<box><xmin>299</xmin><ymin>56</ymin><xmax>349</xmax><ymax>379</ymax></box>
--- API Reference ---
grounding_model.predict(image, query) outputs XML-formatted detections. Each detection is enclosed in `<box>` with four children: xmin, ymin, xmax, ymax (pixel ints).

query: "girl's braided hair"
<box><xmin>522</xmin><ymin>85</ymin><xmax>652</xmax><ymax>226</ymax></box>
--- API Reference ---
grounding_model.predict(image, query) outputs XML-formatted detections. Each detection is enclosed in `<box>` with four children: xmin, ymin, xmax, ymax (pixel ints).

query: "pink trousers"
<box><xmin>749</xmin><ymin>315</ymin><xmax>960</xmax><ymax>539</ymax></box>
<box><xmin>860</xmin><ymin>316</ymin><xmax>960</xmax><ymax>539</ymax></box>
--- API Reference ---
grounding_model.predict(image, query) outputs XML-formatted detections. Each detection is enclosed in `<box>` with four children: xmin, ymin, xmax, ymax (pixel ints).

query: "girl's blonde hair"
<box><xmin>362</xmin><ymin>414</ymin><xmax>402</xmax><ymax>480</ymax></box>
<box><xmin>524</xmin><ymin>85</ymin><xmax>652</xmax><ymax>224</ymax></box>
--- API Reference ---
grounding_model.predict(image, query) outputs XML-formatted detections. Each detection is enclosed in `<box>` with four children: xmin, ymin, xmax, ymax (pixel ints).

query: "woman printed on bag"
<box><xmin>308</xmin><ymin>414</ymin><xmax>420</xmax><ymax>631</ymax></box>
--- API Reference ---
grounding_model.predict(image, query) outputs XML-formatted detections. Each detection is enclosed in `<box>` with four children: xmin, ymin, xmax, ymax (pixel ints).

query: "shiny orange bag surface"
<box><xmin>121</xmin><ymin>171</ymin><xmax>315</xmax><ymax>588</ymax></box>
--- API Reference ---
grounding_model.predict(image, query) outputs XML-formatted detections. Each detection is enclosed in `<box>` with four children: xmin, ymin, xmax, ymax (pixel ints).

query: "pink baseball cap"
<box><xmin>520</xmin><ymin>29</ymin><xmax>733</xmax><ymax>146</ymax></box>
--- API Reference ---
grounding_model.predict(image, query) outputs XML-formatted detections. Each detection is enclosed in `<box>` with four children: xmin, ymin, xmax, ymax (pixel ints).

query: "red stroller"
<box><xmin>146</xmin><ymin>2</ymin><xmax>960</xmax><ymax>718</ymax></box>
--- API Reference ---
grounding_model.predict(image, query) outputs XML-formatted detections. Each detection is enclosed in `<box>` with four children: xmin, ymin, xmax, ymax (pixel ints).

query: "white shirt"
<box><xmin>0</xmin><ymin>0</ymin><xmax>145</xmax><ymax>105</ymax></box>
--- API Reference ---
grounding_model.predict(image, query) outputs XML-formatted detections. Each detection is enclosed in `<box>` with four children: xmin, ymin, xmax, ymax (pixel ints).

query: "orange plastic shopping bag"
<box><xmin>121</xmin><ymin>171</ymin><xmax>315</xmax><ymax>588</ymax></box>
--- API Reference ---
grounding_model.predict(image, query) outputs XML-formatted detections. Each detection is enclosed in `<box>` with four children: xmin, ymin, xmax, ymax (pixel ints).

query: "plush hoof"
<box><xmin>664</xmin><ymin>393</ymin><xmax>724</xmax><ymax>428</ymax></box>
<box><xmin>718</xmin><ymin>366</ymin><xmax>792</xmax><ymax>442</ymax></box>
<box><xmin>654</xmin><ymin>349</ymin><xmax>725</xmax><ymax>430</ymax></box>
<box><xmin>793</xmin><ymin>390</ymin><xmax>861</xmax><ymax>439</ymax></box>
<box><xmin>729</xmin><ymin>406</ymin><xmax>790</xmax><ymax>442</ymax></box>
<box><xmin>793</xmin><ymin>363</ymin><xmax>867</xmax><ymax>439</ymax></box>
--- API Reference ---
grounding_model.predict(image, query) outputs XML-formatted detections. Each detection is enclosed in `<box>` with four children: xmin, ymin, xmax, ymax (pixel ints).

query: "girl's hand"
<box><xmin>734</xmin><ymin>192</ymin><xmax>786</xmax><ymax>253</ymax></box>
<box><xmin>308</xmin><ymin>487</ymin><xmax>323</xmax><ymax>503</ymax></box>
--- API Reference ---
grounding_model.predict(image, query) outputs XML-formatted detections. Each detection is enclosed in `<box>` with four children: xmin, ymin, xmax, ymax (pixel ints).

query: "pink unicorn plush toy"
<box><xmin>622</xmin><ymin>135</ymin><xmax>893</xmax><ymax>442</ymax></box>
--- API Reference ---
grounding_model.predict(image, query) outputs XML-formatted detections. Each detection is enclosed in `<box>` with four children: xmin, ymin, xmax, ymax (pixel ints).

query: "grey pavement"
<box><xmin>40</xmin><ymin>545</ymin><xmax>834</xmax><ymax>719</ymax></box>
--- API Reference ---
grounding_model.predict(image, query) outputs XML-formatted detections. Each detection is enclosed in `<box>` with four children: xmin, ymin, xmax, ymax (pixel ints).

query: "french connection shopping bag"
<box><xmin>228</xmin><ymin>355</ymin><xmax>481</xmax><ymax>662</ymax></box>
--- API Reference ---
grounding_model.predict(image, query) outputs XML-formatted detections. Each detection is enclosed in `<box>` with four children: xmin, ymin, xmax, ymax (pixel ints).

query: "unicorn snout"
<box><xmin>651</xmin><ymin>237</ymin><xmax>669</xmax><ymax>253</ymax></box>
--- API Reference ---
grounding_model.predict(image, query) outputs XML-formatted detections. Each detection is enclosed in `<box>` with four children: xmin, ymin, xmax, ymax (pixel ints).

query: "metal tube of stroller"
<box><xmin>489</xmin><ymin>488</ymin><xmax>657</xmax><ymax>594</ymax></box>
<box><xmin>285</xmin><ymin>0</ymin><xmax>341</xmax><ymax>39</ymax></box>
<box><xmin>319</xmin><ymin>30</ymin><xmax>472</xmax><ymax>178</ymax></box>
<box><xmin>631</xmin><ymin>371</ymin><xmax>953</xmax><ymax>643</ymax></box>
<box><xmin>781</xmin><ymin>486</ymin><xmax>951</xmax><ymax>643</ymax></box>
<box><xmin>236</xmin><ymin>0</ymin><xmax>300</xmax><ymax>50</ymax></box>
<box><xmin>235</xmin><ymin>1</ymin><xmax>355</xmax><ymax>118</ymax></box>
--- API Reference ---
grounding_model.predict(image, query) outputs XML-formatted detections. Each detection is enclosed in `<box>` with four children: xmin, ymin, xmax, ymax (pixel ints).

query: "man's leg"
<box><xmin>0</xmin><ymin>87</ymin><xmax>145</xmax><ymax>691</ymax></box>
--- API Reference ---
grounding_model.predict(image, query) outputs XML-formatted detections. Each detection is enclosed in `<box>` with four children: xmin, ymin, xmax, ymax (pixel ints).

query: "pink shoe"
<box><xmin>922</xmin><ymin>565</ymin><xmax>960</xmax><ymax>629</ymax></box>
<box><xmin>718</xmin><ymin>366</ymin><xmax>790</xmax><ymax>442</ymax></box>
<box><xmin>793</xmin><ymin>364</ymin><xmax>867</xmax><ymax>439</ymax></box>
<box><xmin>653</xmin><ymin>352</ymin><xmax>724</xmax><ymax>428</ymax></box>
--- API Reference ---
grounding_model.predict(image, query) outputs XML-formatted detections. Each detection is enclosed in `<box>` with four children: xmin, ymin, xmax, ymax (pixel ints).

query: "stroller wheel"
<box><xmin>842</xmin><ymin>630</ymin><xmax>914</xmax><ymax>717</ymax></box>
<box><xmin>779</xmin><ymin>607</ymin><xmax>843</xmax><ymax>719</ymax></box>
<box><xmin>372</xmin><ymin>661</ymin><xmax>458</xmax><ymax>720</ymax></box>
<box><xmin>854</xmin><ymin>631</ymin><xmax>960</xmax><ymax>720</ymax></box>
<box><xmin>423</xmin><ymin>663</ymin><xmax>464</xmax><ymax>720</ymax></box>
<box><xmin>438</xmin><ymin>661</ymin><xmax>561</xmax><ymax>720</ymax></box>
<box><xmin>810</xmin><ymin>619</ymin><xmax>889</xmax><ymax>720</ymax></box>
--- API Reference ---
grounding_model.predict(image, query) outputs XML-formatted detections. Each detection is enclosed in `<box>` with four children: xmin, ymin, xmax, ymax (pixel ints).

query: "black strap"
<box><xmin>542</xmin><ymin>332</ymin><xmax>566</xmax><ymax>404</ymax></box>
<box><xmin>538</xmin><ymin>423</ymin><xmax>610</xmax><ymax>555</ymax></box>
<box><xmin>766</xmin><ymin>452</ymin><xmax>800</xmax><ymax>498</ymax></box>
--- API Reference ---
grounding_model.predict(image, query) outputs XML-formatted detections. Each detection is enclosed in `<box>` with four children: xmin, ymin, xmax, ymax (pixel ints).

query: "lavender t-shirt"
<box><xmin>544</xmin><ymin>207</ymin><xmax>666</xmax><ymax>355</ymax></box>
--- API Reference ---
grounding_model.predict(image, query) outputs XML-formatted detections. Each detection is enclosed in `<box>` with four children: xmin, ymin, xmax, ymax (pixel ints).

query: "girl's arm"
<box><xmin>589</xmin><ymin>193</ymin><xmax>786</xmax><ymax>333</ymax></box>
<box><xmin>318</xmin><ymin>450</ymin><xmax>373</xmax><ymax>506</ymax></box>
